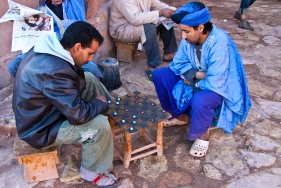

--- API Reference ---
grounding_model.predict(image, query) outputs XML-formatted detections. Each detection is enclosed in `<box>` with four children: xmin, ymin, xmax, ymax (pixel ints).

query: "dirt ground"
<box><xmin>1</xmin><ymin>0</ymin><xmax>281</xmax><ymax>187</ymax></box>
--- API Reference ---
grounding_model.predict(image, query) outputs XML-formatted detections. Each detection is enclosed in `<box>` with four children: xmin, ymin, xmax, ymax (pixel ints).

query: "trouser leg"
<box><xmin>239</xmin><ymin>0</ymin><xmax>256</xmax><ymax>14</ymax></box>
<box><xmin>81</xmin><ymin>72</ymin><xmax>113</xmax><ymax>101</ymax></box>
<box><xmin>53</xmin><ymin>115</ymin><xmax>114</xmax><ymax>173</ymax></box>
<box><xmin>152</xmin><ymin>67</ymin><xmax>183</xmax><ymax>118</ymax></box>
<box><xmin>143</xmin><ymin>23</ymin><xmax>162</xmax><ymax>68</ymax></box>
<box><xmin>49</xmin><ymin>72</ymin><xmax>114</xmax><ymax>173</ymax></box>
<box><xmin>6</xmin><ymin>53</ymin><xmax>26</xmax><ymax>78</ymax></box>
<box><xmin>158</xmin><ymin>24</ymin><xmax>178</xmax><ymax>55</ymax></box>
<box><xmin>188</xmin><ymin>90</ymin><xmax>223</xmax><ymax>140</ymax></box>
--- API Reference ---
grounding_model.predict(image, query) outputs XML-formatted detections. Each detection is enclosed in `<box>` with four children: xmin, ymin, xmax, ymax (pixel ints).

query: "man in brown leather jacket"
<box><xmin>12</xmin><ymin>21</ymin><xmax>121</xmax><ymax>187</ymax></box>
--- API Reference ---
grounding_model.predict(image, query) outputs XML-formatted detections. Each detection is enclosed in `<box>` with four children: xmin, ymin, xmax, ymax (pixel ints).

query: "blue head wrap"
<box><xmin>173</xmin><ymin>2</ymin><xmax>211</xmax><ymax>26</ymax></box>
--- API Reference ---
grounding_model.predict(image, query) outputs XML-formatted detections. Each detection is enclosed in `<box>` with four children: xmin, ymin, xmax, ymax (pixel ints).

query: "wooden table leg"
<box><xmin>107</xmin><ymin>115</ymin><xmax>115</xmax><ymax>135</ymax></box>
<box><xmin>124</xmin><ymin>131</ymin><xmax>132</xmax><ymax>168</ymax></box>
<box><xmin>156</xmin><ymin>120</ymin><xmax>163</xmax><ymax>156</ymax></box>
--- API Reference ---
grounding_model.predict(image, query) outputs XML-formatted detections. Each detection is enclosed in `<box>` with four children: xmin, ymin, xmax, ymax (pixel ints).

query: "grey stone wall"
<box><xmin>0</xmin><ymin>0</ymin><xmax>39</xmax><ymax>90</ymax></box>
<box><xmin>86</xmin><ymin>0</ymin><xmax>115</xmax><ymax>63</ymax></box>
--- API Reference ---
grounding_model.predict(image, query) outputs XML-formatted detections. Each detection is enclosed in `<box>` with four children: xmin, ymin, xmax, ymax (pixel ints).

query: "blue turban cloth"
<box><xmin>172</xmin><ymin>2</ymin><xmax>211</xmax><ymax>26</ymax></box>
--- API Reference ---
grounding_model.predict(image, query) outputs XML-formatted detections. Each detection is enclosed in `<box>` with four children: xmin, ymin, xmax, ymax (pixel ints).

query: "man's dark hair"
<box><xmin>192</xmin><ymin>22</ymin><xmax>213</xmax><ymax>34</ymax></box>
<box><xmin>60</xmin><ymin>21</ymin><xmax>104</xmax><ymax>49</ymax></box>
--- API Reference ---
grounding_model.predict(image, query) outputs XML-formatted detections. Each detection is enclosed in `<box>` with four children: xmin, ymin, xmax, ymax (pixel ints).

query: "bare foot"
<box><xmin>176</xmin><ymin>114</ymin><xmax>190</xmax><ymax>122</ymax></box>
<box><xmin>199</xmin><ymin>128</ymin><xmax>210</xmax><ymax>141</ymax></box>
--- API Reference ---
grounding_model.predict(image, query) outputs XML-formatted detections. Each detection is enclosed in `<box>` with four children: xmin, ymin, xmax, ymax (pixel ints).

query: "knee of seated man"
<box><xmin>92</xmin><ymin>115</ymin><xmax>112</xmax><ymax>135</ymax></box>
<box><xmin>81</xmin><ymin>115</ymin><xmax>112</xmax><ymax>143</ymax></box>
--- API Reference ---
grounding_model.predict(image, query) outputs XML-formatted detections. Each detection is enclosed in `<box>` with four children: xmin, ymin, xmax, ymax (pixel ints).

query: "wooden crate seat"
<box><xmin>114</xmin><ymin>39</ymin><xmax>139</xmax><ymax>63</ymax></box>
<box><xmin>13</xmin><ymin>136</ymin><xmax>59</xmax><ymax>182</ymax></box>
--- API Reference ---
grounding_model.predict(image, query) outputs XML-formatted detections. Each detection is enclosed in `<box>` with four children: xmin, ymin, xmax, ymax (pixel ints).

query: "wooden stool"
<box><xmin>106</xmin><ymin>91</ymin><xmax>169</xmax><ymax>168</ymax></box>
<box><xmin>13</xmin><ymin>136</ymin><xmax>59</xmax><ymax>182</ymax></box>
<box><xmin>114</xmin><ymin>39</ymin><xmax>139</xmax><ymax>63</ymax></box>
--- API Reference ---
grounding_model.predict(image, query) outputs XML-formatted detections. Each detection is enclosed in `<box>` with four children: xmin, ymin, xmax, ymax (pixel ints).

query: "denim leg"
<box><xmin>143</xmin><ymin>23</ymin><xmax>162</xmax><ymax>68</ymax></box>
<box><xmin>6</xmin><ymin>53</ymin><xmax>26</xmax><ymax>78</ymax></box>
<box><xmin>82</xmin><ymin>61</ymin><xmax>104</xmax><ymax>80</ymax></box>
<box><xmin>152</xmin><ymin>67</ymin><xmax>182</xmax><ymax>118</ymax></box>
<box><xmin>239</xmin><ymin>0</ymin><xmax>256</xmax><ymax>14</ymax></box>
<box><xmin>188</xmin><ymin>90</ymin><xmax>223</xmax><ymax>140</ymax></box>
<box><xmin>158</xmin><ymin>24</ymin><xmax>178</xmax><ymax>55</ymax></box>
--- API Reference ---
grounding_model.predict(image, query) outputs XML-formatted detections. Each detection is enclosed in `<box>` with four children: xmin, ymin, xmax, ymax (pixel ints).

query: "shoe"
<box><xmin>239</xmin><ymin>20</ymin><xmax>254</xmax><ymax>31</ymax></box>
<box><xmin>80</xmin><ymin>167</ymin><xmax>121</xmax><ymax>188</ymax></box>
<box><xmin>233</xmin><ymin>11</ymin><xmax>241</xmax><ymax>21</ymax></box>
<box><xmin>145</xmin><ymin>69</ymin><xmax>153</xmax><ymax>81</ymax></box>
<box><xmin>189</xmin><ymin>139</ymin><xmax>209</xmax><ymax>157</ymax></box>
<box><xmin>163</xmin><ymin>118</ymin><xmax>189</xmax><ymax>127</ymax></box>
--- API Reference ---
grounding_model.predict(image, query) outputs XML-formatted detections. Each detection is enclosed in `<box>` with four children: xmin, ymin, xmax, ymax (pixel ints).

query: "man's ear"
<box><xmin>73</xmin><ymin>43</ymin><xmax>82</xmax><ymax>53</ymax></box>
<box><xmin>198</xmin><ymin>24</ymin><xmax>204</xmax><ymax>32</ymax></box>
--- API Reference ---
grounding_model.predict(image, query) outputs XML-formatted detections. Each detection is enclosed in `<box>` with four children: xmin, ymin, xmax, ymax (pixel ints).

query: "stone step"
<box><xmin>0</xmin><ymin>84</ymin><xmax>16</xmax><ymax>135</ymax></box>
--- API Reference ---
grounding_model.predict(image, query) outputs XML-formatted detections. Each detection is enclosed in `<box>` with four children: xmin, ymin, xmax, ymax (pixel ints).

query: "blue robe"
<box><xmin>169</xmin><ymin>25</ymin><xmax>251</xmax><ymax>134</ymax></box>
<box><xmin>38</xmin><ymin>0</ymin><xmax>86</xmax><ymax>37</ymax></box>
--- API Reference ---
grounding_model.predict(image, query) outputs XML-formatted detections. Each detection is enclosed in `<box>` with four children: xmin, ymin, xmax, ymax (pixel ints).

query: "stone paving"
<box><xmin>0</xmin><ymin>0</ymin><xmax>281</xmax><ymax>187</ymax></box>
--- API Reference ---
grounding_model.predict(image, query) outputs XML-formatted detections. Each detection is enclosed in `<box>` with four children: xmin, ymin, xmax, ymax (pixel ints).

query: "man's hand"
<box><xmin>184</xmin><ymin>80</ymin><xmax>193</xmax><ymax>86</ymax></box>
<box><xmin>159</xmin><ymin>8</ymin><xmax>175</xmax><ymax>18</ymax></box>
<box><xmin>195</xmin><ymin>72</ymin><xmax>206</xmax><ymax>79</ymax></box>
<box><xmin>95</xmin><ymin>95</ymin><xmax>107</xmax><ymax>103</ymax></box>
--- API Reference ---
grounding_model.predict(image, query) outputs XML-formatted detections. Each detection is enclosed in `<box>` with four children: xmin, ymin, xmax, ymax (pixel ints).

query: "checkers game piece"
<box><xmin>107</xmin><ymin>91</ymin><xmax>169</xmax><ymax>132</ymax></box>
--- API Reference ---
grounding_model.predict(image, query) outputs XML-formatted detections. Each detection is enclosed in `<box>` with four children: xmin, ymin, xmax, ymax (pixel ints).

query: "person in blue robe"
<box><xmin>7</xmin><ymin>0</ymin><xmax>103</xmax><ymax>80</ymax></box>
<box><xmin>152</xmin><ymin>1</ymin><xmax>251</xmax><ymax>157</ymax></box>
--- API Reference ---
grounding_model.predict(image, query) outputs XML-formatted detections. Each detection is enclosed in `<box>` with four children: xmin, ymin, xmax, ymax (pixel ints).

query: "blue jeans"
<box><xmin>153</xmin><ymin>67</ymin><xmax>223</xmax><ymax>140</ymax></box>
<box><xmin>6</xmin><ymin>53</ymin><xmax>103</xmax><ymax>80</ymax></box>
<box><xmin>239</xmin><ymin>0</ymin><xmax>256</xmax><ymax>14</ymax></box>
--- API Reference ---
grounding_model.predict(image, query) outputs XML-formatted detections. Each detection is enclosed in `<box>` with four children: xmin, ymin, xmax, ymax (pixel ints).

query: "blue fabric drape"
<box><xmin>169</xmin><ymin>25</ymin><xmax>251</xmax><ymax>134</ymax></box>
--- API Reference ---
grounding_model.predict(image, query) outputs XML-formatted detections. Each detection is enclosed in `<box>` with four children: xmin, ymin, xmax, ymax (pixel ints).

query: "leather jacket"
<box><xmin>12</xmin><ymin>48</ymin><xmax>109</xmax><ymax>149</ymax></box>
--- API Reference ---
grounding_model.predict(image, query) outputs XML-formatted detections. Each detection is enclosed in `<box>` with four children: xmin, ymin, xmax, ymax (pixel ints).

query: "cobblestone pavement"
<box><xmin>0</xmin><ymin>0</ymin><xmax>281</xmax><ymax>187</ymax></box>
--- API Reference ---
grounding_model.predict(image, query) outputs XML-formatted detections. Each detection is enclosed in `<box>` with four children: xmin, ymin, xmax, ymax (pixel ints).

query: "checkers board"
<box><xmin>107</xmin><ymin>91</ymin><xmax>170</xmax><ymax>133</ymax></box>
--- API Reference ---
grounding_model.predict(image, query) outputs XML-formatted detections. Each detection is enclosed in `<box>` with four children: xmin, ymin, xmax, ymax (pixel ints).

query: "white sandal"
<box><xmin>189</xmin><ymin>139</ymin><xmax>209</xmax><ymax>157</ymax></box>
<box><xmin>163</xmin><ymin>118</ymin><xmax>189</xmax><ymax>127</ymax></box>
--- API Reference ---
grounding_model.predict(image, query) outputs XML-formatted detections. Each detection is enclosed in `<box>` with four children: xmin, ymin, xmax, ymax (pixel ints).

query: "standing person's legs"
<box><xmin>143</xmin><ymin>24</ymin><xmax>162</xmax><ymax>80</ymax></box>
<box><xmin>234</xmin><ymin>0</ymin><xmax>256</xmax><ymax>30</ymax></box>
<box><xmin>239</xmin><ymin>0</ymin><xmax>256</xmax><ymax>11</ymax></box>
<box><xmin>188</xmin><ymin>90</ymin><xmax>223</xmax><ymax>141</ymax></box>
<box><xmin>157</xmin><ymin>24</ymin><xmax>178</xmax><ymax>61</ymax></box>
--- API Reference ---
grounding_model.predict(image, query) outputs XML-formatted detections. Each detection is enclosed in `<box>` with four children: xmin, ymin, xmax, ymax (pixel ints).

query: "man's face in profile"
<box><xmin>72</xmin><ymin>40</ymin><xmax>100</xmax><ymax>68</ymax></box>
